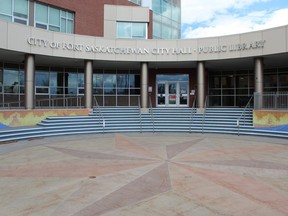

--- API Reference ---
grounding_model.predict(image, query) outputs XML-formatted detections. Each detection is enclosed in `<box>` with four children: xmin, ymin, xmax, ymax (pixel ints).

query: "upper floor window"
<box><xmin>35</xmin><ymin>3</ymin><xmax>74</xmax><ymax>33</ymax></box>
<box><xmin>117</xmin><ymin>22</ymin><xmax>147</xmax><ymax>39</ymax></box>
<box><xmin>128</xmin><ymin>0</ymin><xmax>141</xmax><ymax>5</ymax></box>
<box><xmin>0</xmin><ymin>0</ymin><xmax>28</xmax><ymax>25</ymax></box>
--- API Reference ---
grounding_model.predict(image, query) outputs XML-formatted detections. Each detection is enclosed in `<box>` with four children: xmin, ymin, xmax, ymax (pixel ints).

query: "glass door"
<box><xmin>157</xmin><ymin>81</ymin><xmax>189</xmax><ymax>107</ymax></box>
<box><xmin>168</xmin><ymin>82</ymin><xmax>177</xmax><ymax>105</ymax></box>
<box><xmin>157</xmin><ymin>82</ymin><xmax>165</xmax><ymax>106</ymax></box>
<box><xmin>179</xmin><ymin>82</ymin><xmax>188</xmax><ymax>106</ymax></box>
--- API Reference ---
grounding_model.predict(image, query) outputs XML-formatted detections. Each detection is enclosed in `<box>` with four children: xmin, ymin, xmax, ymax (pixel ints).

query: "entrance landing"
<box><xmin>0</xmin><ymin>133</ymin><xmax>288</xmax><ymax>215</ymax></box>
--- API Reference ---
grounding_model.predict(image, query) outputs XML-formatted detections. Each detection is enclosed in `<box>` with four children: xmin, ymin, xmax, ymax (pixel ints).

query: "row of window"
<box><xmin>35</xmin><ymin>68</ymin><xmax>141</xmax><ymax>96</ymax></box>
<box><xmin>0</xmin><ymin>0</ymin><xmax>74</xmax><ymax>33</ymax></box>
<box><xmin>209</xmin><ymin>70</ymin><xmax>288</xmax><ymax>91</ymax></box>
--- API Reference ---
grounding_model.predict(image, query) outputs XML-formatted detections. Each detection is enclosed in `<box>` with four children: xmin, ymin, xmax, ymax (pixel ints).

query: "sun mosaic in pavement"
<box><xmin>0</xmin><ymin>133</ymin><xmax>288</xmax><ymax>215</ymax></box>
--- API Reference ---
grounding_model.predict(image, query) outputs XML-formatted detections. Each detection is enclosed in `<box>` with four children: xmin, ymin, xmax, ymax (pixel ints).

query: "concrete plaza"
<box><xmin>0</xmin><ymin>133</ymin><xmax>288</xmax><ymax>216</ymax></box>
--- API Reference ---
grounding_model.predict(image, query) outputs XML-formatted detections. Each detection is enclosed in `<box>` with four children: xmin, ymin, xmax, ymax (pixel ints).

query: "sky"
<box><xmin>181</xmin><ymin>0</ymin><xmax>288</xmax><ymax>38</ymax></box>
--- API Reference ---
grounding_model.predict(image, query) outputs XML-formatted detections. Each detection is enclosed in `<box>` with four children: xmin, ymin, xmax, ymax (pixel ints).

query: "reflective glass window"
<box><xmin>117</xmin><ymin>22</ymin><xmax>147</xmax><ymax>39</ymax></box>
<box><xmin>163</xmin><ymin>0</ymin><xmax>172</xmax><ymax>19</ymax></box>
<box><xmin>94</xmin><ymin>74</ymin><xmax>103</xmax><ymax>88</ymax></box>
<box><xmin>35</xmin><ymin>3</ymin><xmax>48</xmax><ymax>23</ymax></box>
<box><xmin>152</xmin><ymin>0</ymin><xmax>181</xmax><ymax>39</ymax></box>
<box><xmin>117</xmin><ymin>74</ymin><xmax>129</xmax><ymax>88</ymax></box>
<box><xmin>78</xmin><ymin>73</ymin><xmax>84</xmax><ymax>87</ymax></box>
<box><xmin>3</xmin><ymin>68</ymin><xmax>19</xmax><ymax>93</ymax></box>
<box><xmin>152</xmin><ymin>0</ymin><xmax>161</xmax><ymax>14</ymax></box>
<box><xmin>36</xmin><ymin>71</ymin><xmax>49</xmax><ymax>86</ymax></box>
<box><xmin>117</xmin><ymin>22</ymin><xmax>131</xmax><ymax>38</ymax></box>
<box><xmin>35</xmin><ymin>3</ymin><xmax>74</xmax><ymax>33</ymax></box>
<box><xmin>0</xmin><ymin>0</ymin><xmax>28</xmax><ymax>24</ymax></box>
<box><xmin>132</xmin><ymin>23</ymin><xmax>146</xmax><ymax>38</ymax></box>
<box><xmin>14</xmin><ymin>0</ymin><xmax>28</xmax><ymax>18</ymax></box>
<box><xmin>0</xmin><ymin>0</ymin><xmax>12</xmax><ymax>15</ymax></box>
<box><xmin>104</xmin><ymin>74</ymin><xmax>116</xmax><ymax>88</ymax></box>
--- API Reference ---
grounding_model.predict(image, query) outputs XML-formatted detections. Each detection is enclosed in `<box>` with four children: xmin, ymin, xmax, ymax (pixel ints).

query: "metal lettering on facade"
<box><xmin>27</xmin><ymin>37</ymin><xmax>265</xmax><ymax>56</ymax></box>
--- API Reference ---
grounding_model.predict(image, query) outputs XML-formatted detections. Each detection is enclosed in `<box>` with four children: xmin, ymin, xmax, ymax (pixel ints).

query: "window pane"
<box><xmin>117</xmin><ymin>74</ymin><xmax>129</xmax><ymax>88</ymax></box>
<box><xmin>49</xmin><ymin>72</ymin><xmax>57</xmax><ymax>87</ymax></box>
<box><xmin>67</xmin><ymin>11</ymin><xmax>73</xmax><ymax>19</ymax></box>
<box><xmin>129</xmin><ymin>74</ymin><xmax>140</xmax><ymax>88</ymax></box>
<box><xmin>171</xmin><ymin>4</ymin><xmax>180</xmax><ymax>22</ymax></box>
<box><xmin>153</xmin><ymin>21</ymin><xmax>161</xmax><ymax>38</ymax></box>
<box><xmin>67</xmin><ymin>20</ymin><xmax>73</xmax><ymax>33</ymax></box>
<box><xmin>49</xmin><ymin>25</ymin><xmax>60</xmax><ymax>32</ymax></box>
<box><xmin>103</xmin><ymin>74</ymin><xmax>116</xmax><ymax>88</ymax></box>
<box><xmin>35</xmin><ymin>3</ymin><xmax>48</xmax><ymax>23</ymax></box>
<box><xmin>163</xmin><ymin>0</ymin><xmax>172</xmax><ymax>19</ymax></box>
<box><xmin>162</xmin><ymin>25</ymin><xmax>171</xmax><ymax>39</ymax></box>
<box><xmin>132</xmin><ymin>23</ymin><xmax>146</xmax><ymax>38</ymax></box>
<box><xmin>14</xmin><ymin>18</ymin><xmax>27</xmax><ymax>24</ymax></box>
<box><xmin>0</xmin><ymin>14</ymin><xmax>12</xmax><ymax>21</ymax></box>
<box><xmin>93</xmin><ymin>74</ymin><xmax>103</xmax><ymax>88</ymax></box>
<box><xmin>14</xmin><ymin>0</ymin><xmax>28</xmax><ymax>18</ymax></box>
<box><xmin>78</xmin><ymin>73</ymin><xmax>84</xmax><ymax>87</ymax></box>
<box><xmin>4</xmin><ymin>68</ymin><xmax>19</xmax><ymax>93</ymax></box>
<box><xmin>117</xmin><ymin>22</ymin><xmax>131</xmax><ymax>38</ymax></box>
<box><xmin>49</xmin><ymin>7</ymin><xmax>60</xmax><ymax>26</ymax></box>
<box><xmin>36</xmin><ymin>23</ymin><xmax>47</xmax><ymax>29</ymax></box>
<box><xmin>152</xmin><ymin>0</ymin><xmax>161</xmax><ymax>14</ymax></box>
<box><xmin>67</xmin><ymin>73</ymin><xmax>77</xmax><ymax>88</ymax></box>
<box><xmin>61</xmin><ymin>18</ymin><xmax>66</xmax><ymax>32</ymax></box>
<box><xmin>36</xmin><ymin>71</ymin><xmax>49</xmax><ymax>86</ymax></box>
<box><xmin>0</xmin><ymin>0</ymin><xmax>12</xmax><ymax>15</ymax></box>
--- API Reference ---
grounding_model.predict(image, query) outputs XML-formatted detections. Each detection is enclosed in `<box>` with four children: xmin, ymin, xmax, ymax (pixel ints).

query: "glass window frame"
<box><xmin>117</xmin><ymin>22</ymin><xmax>147</xmax><ymax>39</ymax></box>
<box><xmin>0</xmin><ymin>0</ymin><xmax>29</xmax><ymax>25</ymax></box>
<box><xmin>34</xmin><ymin>2</ymin><xmax>74</xmax><ymax>33</ymax></box>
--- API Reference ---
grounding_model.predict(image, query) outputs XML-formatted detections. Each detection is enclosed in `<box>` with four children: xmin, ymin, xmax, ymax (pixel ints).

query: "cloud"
<box><xmin>181</xmin><ymin>0</ymin><xmax>270</xmax><ymax>24</ymax></box>
<box><xmin>181</xmin><ymin>0</ymin><xmax>288</xmax><ymax>38</ymax></box>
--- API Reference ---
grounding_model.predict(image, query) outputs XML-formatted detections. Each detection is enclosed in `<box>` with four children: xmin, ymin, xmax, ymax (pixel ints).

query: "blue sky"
<box><xmin>181</xmin><ymin>0</ymin><xmax>288</xmax><ymax>38</ymax></box>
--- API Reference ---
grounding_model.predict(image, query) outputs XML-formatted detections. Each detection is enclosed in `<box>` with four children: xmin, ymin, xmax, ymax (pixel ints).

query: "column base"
<box><xmin>140</xmin><ymin>108</ymin><xmax>149</xmax><ymax>113</ymax></box>
<box><xmin>197</xmin><ymin>108</ymin><xmax>205</xmax><ymax>113</ymax></box>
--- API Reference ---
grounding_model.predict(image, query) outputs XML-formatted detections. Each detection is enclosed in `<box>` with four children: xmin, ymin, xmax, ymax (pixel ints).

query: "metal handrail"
<box><xmin>0</xmin><ymin>101</ymin><xmax>24</xmax><ymax>109</ymax></box>
<box><xmin>237</xmin><ymin>95</ymin><xmax>254</xmax><ymax>136</ymax></box>
<box><xmin>202</xmin><ymin>96</ymin><xmax>208</xmax><ymax>133</ymax></box>
<box><xmin>138</xmin><ymin>96</ymin><xmax>142</xmax><ymax>133</ymax></box>
<box><xmin>36</xmin><ymin>96</ymin><xmax>84</xmax><ymax>108</ymax></box>
<box><xmin>189</xmin><ymin>96</ymin><xmax>197</xmax><ymax>133</ymax></box>
<box><xmin>149</xmin><ymin>94</ymin><xmax>155</xmax><ymax>133</ymax></box>
<box><xmin>93</xmin><ymin>96</ymin><xmax>105</xmax><ymax>133</ymax></box>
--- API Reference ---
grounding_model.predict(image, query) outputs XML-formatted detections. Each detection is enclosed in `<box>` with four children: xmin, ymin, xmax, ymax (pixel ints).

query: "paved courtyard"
<box><xmin>0</xmin><ymin>133</ymin><xmax>288</xmax><ymax>216</ymax></box>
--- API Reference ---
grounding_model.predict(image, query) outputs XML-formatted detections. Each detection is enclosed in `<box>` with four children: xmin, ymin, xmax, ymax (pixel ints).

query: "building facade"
<box><xmin>0</xmin><ymin>0</ymin><xmax>288</xmax><ymax>110</ymax></box>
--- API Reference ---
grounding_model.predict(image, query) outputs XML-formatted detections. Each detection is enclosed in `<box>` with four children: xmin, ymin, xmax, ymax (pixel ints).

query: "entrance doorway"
<box><xmin>156</xmin><ymin>75</ymin><xmax>189</xmax><ymax>107</ymax></box>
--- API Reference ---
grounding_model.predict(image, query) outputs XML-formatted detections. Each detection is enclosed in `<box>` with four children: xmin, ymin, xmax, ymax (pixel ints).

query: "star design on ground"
<box><xmin>0</xmin><ymin>134</ymin><xmax>288</xmax><ymax>216</ymax></box>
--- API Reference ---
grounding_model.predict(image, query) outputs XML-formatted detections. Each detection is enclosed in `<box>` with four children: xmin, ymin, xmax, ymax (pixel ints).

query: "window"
<box><xmin>128</xmin><ymin>0</ymin><xmax>141</xmax><ymax>5</ymax></box>
<box><xmin>152</xmin><ymin>0</ymin><xmax>181</xmax><ymax>39</ymax></box>
<box><xmin>35</xmin><ymin>3</ymin><xmax>74</xmax><ymax>33</ymax></box>
<box><xmin>0</xmin><ymin>0</ymin><xmax>28</xmax><ymax>25</ymax></box>
<box><xmin>117</xmin><ymin>22</ymin><xmax>147</xmax><ymax>39</ymax></box>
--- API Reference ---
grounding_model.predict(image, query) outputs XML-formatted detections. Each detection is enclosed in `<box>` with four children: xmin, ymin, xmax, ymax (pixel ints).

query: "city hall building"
<box><xmin>0</xmin><ymin>0</ymin><xmax>287</xmax><ymax>113</ymax></box>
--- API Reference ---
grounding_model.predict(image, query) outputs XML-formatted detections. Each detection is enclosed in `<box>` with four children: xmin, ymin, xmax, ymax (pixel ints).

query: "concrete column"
<box><xmin>24</xmin><ymin>54</ymin><xmax>35</xmax><ymax>109</ymax></box>
<box><xmin>254</xmin><ymin>58</ymin><xmax>264</xmax><ymax>109</ymax></box>
<box><xmin>84</xmin><ymin>60</ymin><xmax>93</xmax><ymax>109</ymax></box>
<box><xmin>141</xmin><ymin>62</ymin><xmax>148</xmax><ymax>111</ymax></box>
<box><xmin>197</xmin><ymin>61</ymin><xmax>205</xmax><ymax>110</ymax></box>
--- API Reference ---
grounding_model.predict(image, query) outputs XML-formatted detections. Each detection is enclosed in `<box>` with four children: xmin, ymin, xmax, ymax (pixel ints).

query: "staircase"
<box><xmin>0</xmin><ymin>107</ymin><xmax>287</xmax><ymax>142</ymax></box>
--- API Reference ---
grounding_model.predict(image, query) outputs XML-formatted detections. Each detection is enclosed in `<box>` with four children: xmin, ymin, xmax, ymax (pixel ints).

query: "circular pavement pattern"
<box><xmin>0</xmin><ymin>133</ymin><xmax>288</xmax><ymax>216</ymax></box>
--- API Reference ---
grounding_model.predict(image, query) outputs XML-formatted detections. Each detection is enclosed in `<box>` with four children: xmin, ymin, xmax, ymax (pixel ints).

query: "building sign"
<box><xmin>27</xmin><ymin>37</ymin><xmax>265</xmax><ymax>56</ymax></box>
